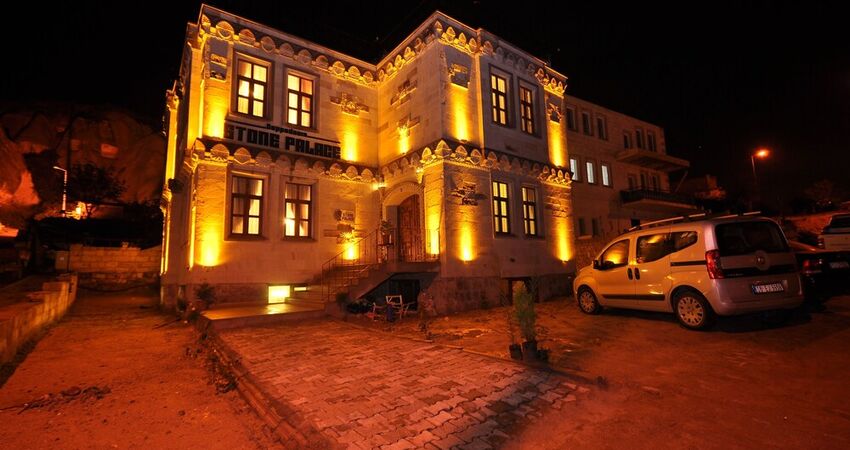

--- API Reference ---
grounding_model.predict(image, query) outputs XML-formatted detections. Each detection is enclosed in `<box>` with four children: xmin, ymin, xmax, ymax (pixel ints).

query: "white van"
<box><xmin>573</xmin><ymin>214</ymin><xmax>804</xmax><ymax>330</ymax></box>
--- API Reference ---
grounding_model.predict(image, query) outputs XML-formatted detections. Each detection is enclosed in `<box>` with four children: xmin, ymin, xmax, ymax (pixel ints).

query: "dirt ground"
<box><xmin>355</xmin><ymin>295</ymin><xmax>850</xmax><ymax>449</ymax></box>
<box><xmin>0</xmin><ymin>288</ymin><xmax>278</xmax><ymax>450</ymax></box>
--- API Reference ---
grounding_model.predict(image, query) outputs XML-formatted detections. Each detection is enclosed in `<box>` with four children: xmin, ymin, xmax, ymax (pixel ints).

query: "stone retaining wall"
<box><xmin>56</xmin><ymin>244</ymin><xmax>160</xmax><ymax>289</ymax></box>
<box><xmin>0</xmin><ymin>274</ymin><xmax>78</xmax><ymax>364</ymax></box>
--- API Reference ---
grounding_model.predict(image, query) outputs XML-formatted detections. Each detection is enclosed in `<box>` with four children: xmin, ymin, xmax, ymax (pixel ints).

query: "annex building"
<box><xmin>160</xmin><ymin>6</ymin><xmax>576</xmax><ymax>312</ymax></box>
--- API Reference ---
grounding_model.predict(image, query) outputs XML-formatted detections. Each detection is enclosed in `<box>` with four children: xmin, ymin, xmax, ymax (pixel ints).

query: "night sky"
<box><xmin>4</xmin><ymin>1</ymin><xmax>848</xmax><ymax>207</ymax></box>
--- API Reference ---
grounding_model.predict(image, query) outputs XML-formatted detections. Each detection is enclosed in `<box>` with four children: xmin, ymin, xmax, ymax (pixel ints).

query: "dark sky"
<box><xmin>3</xmin><ymin>1</ymin><xmax>848</xmax><ymax>205</ymax></box>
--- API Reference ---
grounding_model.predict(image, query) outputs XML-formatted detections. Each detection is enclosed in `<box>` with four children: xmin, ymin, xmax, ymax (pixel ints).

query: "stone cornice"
<box><xmin>381</xmin><ymin>139</ymin><xmax>571</xmax><ymax>187</ymax></box>
<box><xmin>194</xmin><ymin>138</ymin><xmax>378</xmax><ymax>184</ymax></box>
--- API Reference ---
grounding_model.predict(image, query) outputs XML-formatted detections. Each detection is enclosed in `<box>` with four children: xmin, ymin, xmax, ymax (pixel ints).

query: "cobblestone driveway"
<box><xmin>216</xmin><ymin>320</ymin><xmax>581</xmax><ymax>449</ymax></box>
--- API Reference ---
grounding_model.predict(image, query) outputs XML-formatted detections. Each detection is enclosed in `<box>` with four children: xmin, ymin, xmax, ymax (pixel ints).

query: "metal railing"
<box><xmin>320</xmin><ymin>227</ymin><xmax>439</xmax><ymax>303</ymax></box>
<box><xmin>620</xmin><ymin>188</ymin><xmax>696</xmax><ymax>206</ymax></box>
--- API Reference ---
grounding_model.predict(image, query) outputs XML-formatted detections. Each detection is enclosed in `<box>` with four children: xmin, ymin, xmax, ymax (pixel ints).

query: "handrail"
<box><xmin>319</xmin><ymin>226</ymin><xmax>439</xmax><ymax>304</ymax></box>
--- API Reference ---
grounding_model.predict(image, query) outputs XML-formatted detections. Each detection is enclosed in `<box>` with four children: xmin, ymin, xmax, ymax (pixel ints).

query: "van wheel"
<box><xmin>673</xmin><ymin>289</ymin><xmax>716</xmax><ymax>330</ymax></box>
<box><xmin>577</xmin><ymin>287</ymin><xmax>602</xmax><ymax>315</ymax></box>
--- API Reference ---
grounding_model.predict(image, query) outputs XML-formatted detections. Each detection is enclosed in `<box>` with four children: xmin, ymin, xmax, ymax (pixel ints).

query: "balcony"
<box><xmin>616</xmin><ymin>149</ymin><xmax>689</xmax><ymax>172</ymax></box>
<box><xmin>620</xmin><ymin>188</ymin><xmax>699</xmax><ymax>212</ymax></box>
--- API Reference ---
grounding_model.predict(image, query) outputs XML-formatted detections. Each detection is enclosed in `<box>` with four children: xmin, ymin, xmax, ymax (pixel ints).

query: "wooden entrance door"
<box><xmin>397</xmin><ymin>195</ymin><xmax>421</xmax><ymax>262</ymax></box>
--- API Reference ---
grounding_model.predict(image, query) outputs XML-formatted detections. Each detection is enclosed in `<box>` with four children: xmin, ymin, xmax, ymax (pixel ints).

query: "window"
<box><xmin>635</xmin><ymin>128</ymin><xmax>645</xmax><ymax>149</ymax></box>
<box><xmin>565</xmin><ymin>107</ymin><xmax>578</xmax><ymax>131</ymax></box>
<box><xmin>284</xmin><ymin>183</ymin><xmax>312</xmax><ymax>238</ymax></box>
<box><xmin>519</xmin><ymin>86</ymin><xmax>535</xmax><ymax>134</ymax></box>
<box><xmin>581</xmin><ymin>112</ymin><xmax>593</xmax><ymax>135</ymax></box>
<box><xmin>231</xmin><ymin>176</ymin><xmax>263</xmax><ymax>236</ymax></box>
<box><xmin>578</xmin><ymin>218</ymin><xmax>587</xmax><ymax>236</ymax></box>
<box><xmin>570</xmin><ymin>157</ymin><xmax>580</xmax><ymax>182</ymax></box>
<box><xmin>601</xmin><ymin>163</ymin><xmax>612</xmax><ymax>187</ymax></box>
<box><xmin>716</xmin><ymin>222</ymin><xmax>788</xmax><ymax>256</ymax></box>
<box><xmin>235</xmin><ymin>59</ymin><xmax>268</xmax><ymax>117</ymax></box>
<box><xmin>492</xmin><ymin>181</ymin><xmax>511</xmax><ymax>234</ymax></box>
<box><xmin>640</xmin><ymin>172</ymin><xmax>647</xmax><ymax>189</ymax></box>
<box><xmin>490</xmin><ymin>73</ymin><xmax>509</xmax><ymax>125</ymax></box>
<box><xmin>586</xmin><ymin>160</ymin><xmax>596</xmax><ymax>184</ymax></box>
<box><xmin>650</xmin><ymin>174</ymin><xmax>660</xmax><ymax>191</ymax></box>
<box><xmin>596</xmin><ymin>116</ymin><xmax>608</xmax><ymax>140</ymax></box>
<box><xmin>623</xmin><ymin>132</ymin><xmax>632</xmax><ymax>149</ymax></box>
<box><xmin>287</xmin><ymin>73</ymin><xmax>314</xmax><ymax>128</ymax></box>
<box><xmin>637</xmin><ymin>233</ymin><xmax>672</xmax><ymax>263</ymax></box>
<box><xmin>591</xmin><ymin>218</ymin><xmax>600</xmax><ymax>236</ymax></box>
<box><xmin>599</xmin><ymin>239</ymin><xmax>629</xmax><ymax>268</ymax></box>
<box><xmin>627</xmin><ymin>174</ymin><xmax>638</xmax><ymax>190</ymax></box>
<box><xmin>521</xmin><ymin>187</ymin><xmax>538</xmax><ymax>236</ymax></box>
<box><xmin>647</xmin><ymin>131</ymin><xmax>657</xmax><ymax>151</ymax></box>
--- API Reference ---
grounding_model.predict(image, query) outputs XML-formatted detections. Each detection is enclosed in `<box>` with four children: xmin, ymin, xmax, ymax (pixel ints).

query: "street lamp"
<box><xmin>749</xmin><ymin>148</ymin><xmax>770</xmax><ymax>210</ymax></box>
<box><xmin>52</xmin><ymin>165</ymin><xmax>67</xmax><ymax>215</ymax></box>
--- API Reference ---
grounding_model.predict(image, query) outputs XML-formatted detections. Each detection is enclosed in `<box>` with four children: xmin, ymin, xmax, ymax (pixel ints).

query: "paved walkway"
<box><xmin>216</xmin><ymin>320</ymin><xmax>583</xmax><ymax>449</ymax></box>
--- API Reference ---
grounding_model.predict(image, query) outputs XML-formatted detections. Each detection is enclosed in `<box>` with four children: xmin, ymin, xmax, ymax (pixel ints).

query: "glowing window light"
<box><xmin>268</xmin><ymin>285</ymin><xmax>290</xmax><ymax>304</ymax></box>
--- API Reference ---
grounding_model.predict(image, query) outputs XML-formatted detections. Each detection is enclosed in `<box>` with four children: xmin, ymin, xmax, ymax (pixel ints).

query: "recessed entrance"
<box><xmin>397</xmin><ymin>195</ymin><xmax>422</xmax><ymax>262</ymax></box>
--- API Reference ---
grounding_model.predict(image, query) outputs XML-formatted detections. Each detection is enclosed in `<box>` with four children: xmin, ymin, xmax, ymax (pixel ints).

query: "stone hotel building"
<box><xmin>160</xmin><ymin>6</ymin><xmax>578</xmax><ymax>312</ymax></box>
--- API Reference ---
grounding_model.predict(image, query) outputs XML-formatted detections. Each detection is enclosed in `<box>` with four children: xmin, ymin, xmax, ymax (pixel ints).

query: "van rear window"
<box><xmin>828</xmin><ymin>215</ymin><xmax>850</xmax><ymax>230</ymax></box>
<box><xmin>715</xmin><ymin>221</ymin><xmax>788</xmax><ymax>256</ymax></box>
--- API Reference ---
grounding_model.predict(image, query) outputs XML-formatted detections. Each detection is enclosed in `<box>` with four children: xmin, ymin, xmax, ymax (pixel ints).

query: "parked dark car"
<box><xmin>788</xmin><ymin>240</ymin><xmax>850</xmax><ymax>301</ymax></box>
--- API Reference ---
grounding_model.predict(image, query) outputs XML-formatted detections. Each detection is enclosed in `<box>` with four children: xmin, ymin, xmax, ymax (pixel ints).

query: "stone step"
<box><xmin>199</xmin><ymin>303</ymin><xmax>326</xmax><ymax>331</ymax></box>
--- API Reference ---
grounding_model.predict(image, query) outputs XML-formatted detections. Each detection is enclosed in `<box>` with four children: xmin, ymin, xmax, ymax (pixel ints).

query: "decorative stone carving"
<box><xmin>260</xmin><ymin>36</ymin><xmax>276</xmax><ymax>52</ymax></box>
<box><xmin>330</xmin><ymin>92</ymin><xmax>369</xmax><ymax>116</ymax></box>
<box><xmin>547</xmin><ymin>103</ymin><xmax>563</xmax><ymax>123</ymax></box>
<box><xmin>397</xmin><ymin>115</ymin><xmax>420</xmax><ymax>138</ymax></box>
<box><xmin>448</xmin><ymin>63</ymin><xmax>469</xmax><ymax>87</ymax></box>
<box><xmin>390</xmin><ymin>79</ymin><xmax>417</xmax><ymax>106</ymax></box>
<box><xmin>449</xmin><ymin>180</ymin><xmax>484</xmax><ymax>206</ymax></box>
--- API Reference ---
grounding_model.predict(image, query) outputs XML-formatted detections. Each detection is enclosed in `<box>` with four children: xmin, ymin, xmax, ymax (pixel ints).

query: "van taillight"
<box><xmin>705</xmin><ymin>250</ymin><xmax>724</xmax><ymax>279</ymax></box>
<box><xmin>802</xmin><ymin>258</ymin><xmax>823</xmax><ymax>275</ymax></box>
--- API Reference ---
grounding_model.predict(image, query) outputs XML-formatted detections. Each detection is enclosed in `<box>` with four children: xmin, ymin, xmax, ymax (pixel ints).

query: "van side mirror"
<box><xmin>592</xmin><ymin>260</ymin><xmax>601</xmax><ymax>270</ymax></box>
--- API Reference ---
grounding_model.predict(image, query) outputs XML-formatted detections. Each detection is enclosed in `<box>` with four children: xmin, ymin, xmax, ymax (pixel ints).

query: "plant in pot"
<box><xmin>513</xmin><ymin>283</ymin><xmax>537</xmax><ymax>362</ymax></box>
<box><xmin>506</xmin><ymin>307</ymin><xmax>523</xmax><ymax>360</ymax></box>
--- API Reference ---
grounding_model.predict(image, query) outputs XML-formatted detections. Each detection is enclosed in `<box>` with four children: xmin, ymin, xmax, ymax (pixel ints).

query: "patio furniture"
<box><xmin>386</xmin><ymin>295</ymin><xmax>412</xmax><ymax>319</ymax></box>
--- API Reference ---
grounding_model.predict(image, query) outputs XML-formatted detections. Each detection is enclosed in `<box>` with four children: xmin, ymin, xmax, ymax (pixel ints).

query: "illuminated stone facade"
<box><xmin>160</xmin><ymin>6</ymin><xmax>575</xmax><ymax>312</ymax></box>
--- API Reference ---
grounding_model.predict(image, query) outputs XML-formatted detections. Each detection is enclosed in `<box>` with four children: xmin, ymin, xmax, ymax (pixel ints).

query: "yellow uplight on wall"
<box><xmin>459</xmin><ymin>224</ymin><xmax>474</xmax><ymax>262</ymax></box>
<box><xmin>450</xmin><ymin>84</ymin><xmax>471</xmax><ymax>142</ymax></box>
<box><xmin>548</xmin><ymin>119</ymin><xmax>565</xmax><ymax>168</ymax></box>
<box><xmin>204</xmin><ymin>104</ymin><xmax>226</xmax><ymax>139</ymax></box>
<box><xmin>341</xmin><ymin>129</ymin><xmax>359</xmax><ymax>162</ymax></box>
<box><xmin>344</xmin><ymin>242</ymin><xmax>358</xmax><ymax>261</ymax></box>
<box><xmin>199</xmin><ymin>232</ymin><xmax>221</xmax><ymax>267</ymax></box>
<box><xmin>268</xmin><ymin>285</ymin><xmax>291</xmax><ymax>304</ymax></box>
<box><xmin>398</xmin><ymin>129</ymin><xmax>410</xmax><ymax>155</ymax></box>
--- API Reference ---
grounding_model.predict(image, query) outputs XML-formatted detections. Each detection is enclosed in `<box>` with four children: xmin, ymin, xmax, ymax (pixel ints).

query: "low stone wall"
<box><xmin>56</xmin><ymin>244</ymin><xmax>160</xmax><ymax>289</ymax></box>
<box><xmin>427</xmin><ymin>273</ymin><xmax>572</xmax><ymax>314</ymax></box>
<box><xmin>160</xmin><ymin>282</ymin><xmax>267</xmax><ymax>311</ymax></box>
<box><xmin>0</xmin><ymin>274</ymin><xmax>78</xmax><ymax>364</ymax></box>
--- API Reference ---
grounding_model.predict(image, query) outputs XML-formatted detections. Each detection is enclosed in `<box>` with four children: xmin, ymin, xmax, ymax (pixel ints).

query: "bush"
<box><xmin>195</xmin><ymin>283</ymin><xmax>216</xmax><ymax>310</ymax></box>
<box><xmin>513</xmin><ymin>284</ymin><xmax>536</xmax><ymax>343</ymax></box>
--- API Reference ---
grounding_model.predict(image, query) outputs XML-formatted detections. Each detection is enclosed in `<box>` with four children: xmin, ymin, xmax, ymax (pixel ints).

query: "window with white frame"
<box><xmin>586</xmin><ymin>160</ymin><xmax>596</xmax><ymax>184</ymax></box>
<box><xmin>519</xmin><ymin>86</ymin><xmax>535</xmax><ymax>134</ymax></box>
<box><xmin>601</xmin><ymin>163</ymin><xmax>612</xmax><ymax>187</ymax></box>
<box><xmin>581</xmin><ymin>112</ymin><xmax>593</xmax><ymax>135</ymax></box>
<box><xmin>596</xmin><ymin>116</ymin><xmax>608</xmax><ymax>140</ymax></box>
<box><xmin>569</xmin><ymin>157</ymin><xmax>580</xmax><ymax>182</ymax></box>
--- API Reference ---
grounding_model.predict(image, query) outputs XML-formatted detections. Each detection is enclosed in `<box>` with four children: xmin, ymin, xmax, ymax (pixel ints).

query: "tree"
<box><xmin>804</xmin><ymin>179</ymin><xmax>839</xmax><ymax>211</ymax></box>
<box><xmin>67</xmin><ymin>163</ymin><xmax>126</xmax><ymax>217</ymax></box>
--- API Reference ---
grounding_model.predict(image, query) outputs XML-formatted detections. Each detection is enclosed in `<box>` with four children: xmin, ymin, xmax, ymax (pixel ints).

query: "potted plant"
<box><xmin>506</xmin><ymin>307</ymin><xmax>523</xmax><ymax>360</ymax></box>
<box><xmin>513</xmin><ymin>283</ymin><xmax>537</xmax><ymax>362</ymax></box>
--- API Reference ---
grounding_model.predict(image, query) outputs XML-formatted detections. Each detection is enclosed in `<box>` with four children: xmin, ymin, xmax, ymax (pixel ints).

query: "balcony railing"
<box><xmin>620</xmin><ymin>188</ymin><xmax>696</xmax><ymax>206</ymax></box>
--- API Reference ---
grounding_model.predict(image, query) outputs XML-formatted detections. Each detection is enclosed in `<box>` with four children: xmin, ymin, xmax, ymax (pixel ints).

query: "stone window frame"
<box><xmin>647</xmin><ymin>130</ymin><xmax>657</xmax><ymax>152</ymax></box>
<box><xmin>488</xmin><ymin>66</ymin><xmax>513</xmax><ymax>128</ymax></box>
<box><xmin>232</xmin><ymin>53</ymin><xmax>273</xmax><ymax>120</ymax></box>
<box><xmin>492</xmin><ymin>180</ymin><xmax>512</xmax><ymax>235</ymax></box>
<box><xmin>596</xmin><ymin>115</ymin><xmax>608</xmax><ymax>140</ymax></box>
<box><xmin>284</xmin><ymin>67</ymin><xmax>318</xmax><ymax>131</ymax></box>
<box><xmin>282</xmin><ymin>181</ymin><xmax>315</xmax><ymax>240</ymax></box>
<box><xmin>517</xmin><ymin>80</ymin><xmax>538</xmax><ymax>136</ymax></box>
<box><xmin>226</xmin><ymin>170</ymin><xmax>269</xmax><ymax>240</ymax></box>
<box><xmin>520</xmin><ymin>185</ymin><xmax>541</xmax><ymax>238</ymax></box>
<box><xmin>585</xmin><ymin>158</ymin><xmax>597</xmax><ymax>185</ymax></box>
<box><xmin>581</xmin><ymin>111</ymin><xmax>593</xmax><ymax>136</ymax></box>
<box><xmin>623</xmin><ymin>131</ymin><xmax>632</xmax><ymax>149</ymax></box>
<box><xmin>635</xmin><ymin>127</ymin><xmax>645</xmax><ymax>149</ymax></box>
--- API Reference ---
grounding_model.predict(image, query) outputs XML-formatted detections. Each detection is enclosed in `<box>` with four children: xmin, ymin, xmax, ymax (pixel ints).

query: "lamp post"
<box><xmin>52</xmin><ymin>165</ymin><xmax>67</xmax><ymax>215</ymax></box>
<box><xmin>750</xmin><ymin>148</ymin><xmax>770</xmax><ymax>209</ymax></box>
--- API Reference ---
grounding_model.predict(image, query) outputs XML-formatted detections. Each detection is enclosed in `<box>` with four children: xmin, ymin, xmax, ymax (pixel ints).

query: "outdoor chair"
<box><xmin>386</xmin><ymin>295</ymin><xmax>412</xmax><ymax>319</ymax></box>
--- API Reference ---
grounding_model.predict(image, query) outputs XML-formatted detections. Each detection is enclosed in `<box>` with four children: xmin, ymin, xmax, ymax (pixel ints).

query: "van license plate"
<box><xmin>751</xmin><ymin>282</ymin><xmax>785</xmax><ymax>294</ymax></box>
<box><xmin>829</xmin><ymin>261</ymin><xmax>849</xmax><ymax>269</ymax></box>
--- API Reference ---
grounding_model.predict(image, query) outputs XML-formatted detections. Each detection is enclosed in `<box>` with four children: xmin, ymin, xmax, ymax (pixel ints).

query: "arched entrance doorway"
<box><xmin>397</xmin><ymin>194</ymin><xmax>422</xmax><ymax>262</ymax></box>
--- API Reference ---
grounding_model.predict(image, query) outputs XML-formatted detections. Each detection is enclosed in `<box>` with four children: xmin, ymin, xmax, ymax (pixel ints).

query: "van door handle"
<box><xmin>627</xmin><ymin>268</ymin><xmax>633</xmax><ymax>280</ymax></box>
<box><xmin>634</xmin><ymin>268</ymin><xmax>641</xmax><ymax>280</ymax></box>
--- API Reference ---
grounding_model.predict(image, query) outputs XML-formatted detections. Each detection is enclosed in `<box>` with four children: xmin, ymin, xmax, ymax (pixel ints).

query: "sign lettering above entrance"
<box><xmin>223</xmin><ymin>120</ymin><xmax>342</xmax><ymax>160</ymax></box>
